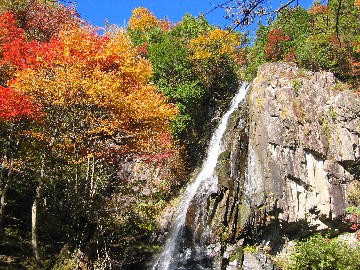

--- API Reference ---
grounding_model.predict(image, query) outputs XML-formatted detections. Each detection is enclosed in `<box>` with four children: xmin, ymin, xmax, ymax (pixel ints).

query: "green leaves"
<box><xmin>142</xmin><ymin>13</ymin><xmax>240</xmax><ymax>147</ymax></box>
<box><xmin>245</xmin><ymin>1</ymin><xmax>360</xmax><ymax>86</ymax></box>
<box><xmin>289</xmin><ymin>234</ymin><xmax>360</xmax><ymax>270</ymax></box>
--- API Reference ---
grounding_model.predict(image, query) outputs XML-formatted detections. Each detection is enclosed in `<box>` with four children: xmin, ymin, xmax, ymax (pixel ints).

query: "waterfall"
<box><xmin>151</xmin><ymin>83</ymin><xmax>248</xmax><ymax>270</ymax></box>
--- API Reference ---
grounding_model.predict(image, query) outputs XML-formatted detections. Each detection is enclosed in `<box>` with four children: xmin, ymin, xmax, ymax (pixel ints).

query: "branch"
<box><xmin>274</xmin><ymin>0</ymin><xmax>297</xmax><ymax>13</ymax></box>
<box><xmin>205</xmin><ymin>0</ymin><xmax>236</xmax><ymax>16</ymax></box>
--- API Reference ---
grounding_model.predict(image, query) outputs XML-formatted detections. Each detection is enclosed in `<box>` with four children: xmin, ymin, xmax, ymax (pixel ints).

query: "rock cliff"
<box><xmin>176</xmin><ymin>62</ymin><xmax>360</xmax><ymax>269</ymax></box>
<box><xmin>245</xmin><ymin>62</ymin><xmax>359</xmax><ymax>232</ymax></box>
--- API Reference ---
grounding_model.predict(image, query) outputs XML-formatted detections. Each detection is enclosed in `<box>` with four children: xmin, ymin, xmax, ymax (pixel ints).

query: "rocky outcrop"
<box><xmin>244</xmin><ymin>62</ymin><xmax>359</xmax><ymax>235</ymax></box>
<box><xmin>182</xmin><ymin>62</ymin><xmax>359</xmax><ymax>269</ymax></box>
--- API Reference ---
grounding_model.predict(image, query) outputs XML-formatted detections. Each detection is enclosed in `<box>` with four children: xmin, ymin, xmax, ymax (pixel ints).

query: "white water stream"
<box><xmin>151</xmin><ymin>83</ymin><xmax>248</xmax><ymax>270</ymax></box>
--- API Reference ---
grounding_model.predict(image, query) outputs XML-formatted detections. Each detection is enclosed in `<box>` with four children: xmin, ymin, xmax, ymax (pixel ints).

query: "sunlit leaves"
<box><xmin>0</xmin><ymin>3</ymin><xmax>181</xmax><ymax>267</ymax></box>
<box><xmin>308</xmin><ymin>3</ymin><xmax>328</xmax><ymax>15</ymax></box>
<box><xmin>245</xmin><ymin>1</ymin><xmax>360</xmax><ymax>86</ymax></box>
<box><xmin>12</xmin><ymin>24</ymin><xmax>177</xmax><ymax>156</ymax></box>
<box><xmin>128</xmin><ymin>7</ymin><xmax>159</xmax><ymax>32</ymax></box>
<box><xmin>265</xmin><ymin>28</ymin><xmax>291</xmax><ymax>61</ymax></box>
<box><xmin>0</xmin><ymin>12</ymin><xmax>60</xmax><ymax>70</ymax></box>
<box><xmin>189</xmin><ymin>29</ymin><xmax>241</xmax><ymax>60</ymax></box>
<box><xmin>21</xmin><ymin>0</ymin><xmax>79</xmax><ymax>41</ymax></box>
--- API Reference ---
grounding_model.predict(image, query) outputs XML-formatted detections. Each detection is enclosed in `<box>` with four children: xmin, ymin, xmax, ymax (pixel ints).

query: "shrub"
<box><xmin>289</xmin><ymin>234</ymin><xmax>360</xmax><ymax>270</ymax></box>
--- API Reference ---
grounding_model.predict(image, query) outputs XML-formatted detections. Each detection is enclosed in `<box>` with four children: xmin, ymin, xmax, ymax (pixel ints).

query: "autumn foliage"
<box><xmin>0</xmin><ymin>4</ymin><xmax>181</xmax><ymax>268</ymax></box>
<box><xmin>20</xmin><ymin>0</ymin><xmax>79</xmax><ymax>41</ymax></box>
<box><xmin>0</xmin><ymin>85</ymin><xmax>41</xmax><ymax>121</ymax></box>
<box><xmin>189</xmin><ymin>28</ymin><xmax>241</xmax><ymax>60</ymax></box>
<box><xmin>265</xmin><ymin>28</ymin><xmax>291</xmax><ymax>61</ymax></box>
<box><xmin>246</xmin><ymin>1</ymin><xmax>360</xmax><ymax>87</ymax></box>
<box><xmin>308</xmin><ymin>4</ymin><xmax>328</xmax><ymax>15</ymax></box>
<box><xmin>0</xmin><ymin>12</ymin><xmax>60</xmax><ymax>70</ymax></box>
<box><xmin>11</xmin><ymin>25</ymin><xmax>177</xmax><ymax>157</ymax></box>
<box><xmin>0</xmin><ymin>8</ymin><xmax>178</xmax><ymax>157</ymax></box>
<box><xmin>128</xmin><ymin>7</ymin><xmax>159</xmax><ymax>32</ymax></box>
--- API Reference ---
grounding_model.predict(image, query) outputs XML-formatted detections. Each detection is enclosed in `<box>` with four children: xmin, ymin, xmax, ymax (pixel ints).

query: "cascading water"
<box><xmin>151</xmin><ymin>83</ymin><xmax>248</xmax><ymax>270</ymax></box>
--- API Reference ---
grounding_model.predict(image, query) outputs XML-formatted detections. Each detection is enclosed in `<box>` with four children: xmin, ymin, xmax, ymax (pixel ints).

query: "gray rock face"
<box><xmin>246</xmin><ymin>62</ymin><xmax>359</xmax><ymax>232</ymax></box>
<box><xmin>242</xmin><ymin>251</ymin><xmax>276</xmax><ymax>270</ymax></box>
<box><xmin>182</xmin><ymin>62</ymin><xmax>359</xmax><ymax>269</ymax></box>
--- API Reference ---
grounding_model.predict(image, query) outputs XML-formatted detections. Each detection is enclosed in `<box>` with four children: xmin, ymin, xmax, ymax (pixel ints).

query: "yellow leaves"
<box><xmin>188</xmin><ymin>29</ymin><xmax>241</xmax><ymax>60</ymax></box>
<box><xmin>123</xmin><ymin>84</ymin><xmax>177</xmax><ymax>124</ymax></box>
<box><xmin>128</xmin><ymin>7</ymin><xmax>159</xmax><ymax>32</ymax></box>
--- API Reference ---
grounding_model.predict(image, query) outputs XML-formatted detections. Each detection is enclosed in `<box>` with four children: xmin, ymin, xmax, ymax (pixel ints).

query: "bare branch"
<box><xmin>205</xmin><ymin>0</ymin><xmax>236</xmax><ymax>16</ymax></box>
<box><xmin>274</xmin><ymin>0</ymin><xmax>297</xmax><ymax>13</ymax></box>
<box><xmin>207</xmin><ymin>0</ymin><xmax>302</xmax><ymax>29</ymax></box>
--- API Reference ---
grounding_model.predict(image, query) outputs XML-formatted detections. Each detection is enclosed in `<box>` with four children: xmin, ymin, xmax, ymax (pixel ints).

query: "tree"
<box><xmin>188</xmin><ymin>28</ymin><xmax>241</xmax><ymax>60</ymax></box>
<box><xmin>0</xmin><ymin>86</ymin><xmax>42</xmax><ymax>232</ymax></box>
<box><xmin>128</xmin><ymin>7</ymin><xmax>159</xmax><ymax>32</ymax></box>
<box><xmin>9</xmin><ymin>23</ymin><xmax>177</xmax><ymax>263</ymax></box>
<box><xmin>264</xmin><ymin>28</ymin><xmax>291</xmax><ymax>61</ymax></box>
<box><xmin>130</xmin><ymin>12</ymin><xmax>241</xmax><ymax>166</ymax></box>
<box><xmin>19</xmin><ymin>0</ymin><xmax>79</xmax><ymax>41</ymax></box>
<box><xmin>243</xmin><ymin>1</ymin><xmax>360</xmax><ymax>86</ymax></box>
<box><xmin>0</xmin><ymin>86</ymin><xmax>42</xmax><ymax>121</ymax></box>
<box><xmin>0</xmin><ymin>0</ymin><xmax>79</xmax><ymax>41</ymax></box>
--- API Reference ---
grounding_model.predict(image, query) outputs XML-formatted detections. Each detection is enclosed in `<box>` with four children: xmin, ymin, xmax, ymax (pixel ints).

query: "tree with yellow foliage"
<box><xmin>128</xmin><ymin>7</ymin><xmax>159</xmax><ymax>32</ymax></box>
<box><xmin>188</xmin><ymin>29</ymin><xmax>241</xmax><ymax>60</ymax></box>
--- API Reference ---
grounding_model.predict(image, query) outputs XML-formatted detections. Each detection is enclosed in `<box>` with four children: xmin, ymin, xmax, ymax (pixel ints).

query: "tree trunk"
<box><xmin>0</xmin><ymin>183</ymin><xmax>9</xmax><ymax>232</ymax></box>
<box><xmin>32</xmin><ymin>185</ymin><xmax>41</xmax><ymax>265</ymax></box>
<box><xmin>32</xmin><ymin>156</ymin><xmax>44</xmax><ymax>265</ymax></box>
<box><xmin>335</xmin><ymin>0</ymin><xmax>342</xmax><ymax>47</ymax></box>
<box><xmin>0</xmin><ymin>158</ymin><xmax>12</xmax><ymax>232</ymax></box>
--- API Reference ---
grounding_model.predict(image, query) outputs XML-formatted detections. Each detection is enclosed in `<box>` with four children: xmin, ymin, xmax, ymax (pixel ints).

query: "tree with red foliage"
<box><xmin>0</xmin><ymin>12</ymin><xmax>61</xmax><ymax>70</ymax></box>
<box><xmin>20</xmin><ymin>0</ymin><xmax>79</xmax><ymax>41</ymax></box>
<box><xmin>0</xmin><ymin>85</ymin><xmax>43</xmax><ymax>236</ymax></box>
<box><xmin>0</xmin><ymin>0</ymin><xmax>79</xmax><ymax>42</ymax></box>
<box><xmin>265</xmin><ymin>28</ymin><xmax>291</xmax><ymax>61</ymax></box>
<box><xmin>0</xmin><ymin>86</ymin><xmax>42</xmax><ymax>121</ymax></box>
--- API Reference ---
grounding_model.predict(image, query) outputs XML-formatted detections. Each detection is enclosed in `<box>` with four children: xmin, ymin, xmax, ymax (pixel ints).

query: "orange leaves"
<box><xmin>308</xmin><ymin>4</ymin><xmax>329</xmax><ymax>15</ymax></box>
<box><xmin>56</xmin><ymin>26</ymin><xmax>108</xmax><ymax>67</ymax></box>
<box><xmin>0</xmin><ymin>7</ymin><xmax>177</xmax><ymax>159</ymax></box>
<box><xmin>11</xmin><ymin>22</ymin><xmax>177</xmax><ymax>156</ymax></box>
<box><xmin>128</xmin><ymin>7</ymin><xmax>174</xmax><ymax>33</ymax></box>
<box><xmin>188</xmin><ymin>29</ymin><xmax>241</xmax><ymax>60</ymax></box>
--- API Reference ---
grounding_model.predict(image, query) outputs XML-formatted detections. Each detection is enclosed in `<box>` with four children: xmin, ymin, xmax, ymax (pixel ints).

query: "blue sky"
<box><xmin>74</xmin><ymin>0</ymin><xmax>315</xmax><ymax>29</ymax></box>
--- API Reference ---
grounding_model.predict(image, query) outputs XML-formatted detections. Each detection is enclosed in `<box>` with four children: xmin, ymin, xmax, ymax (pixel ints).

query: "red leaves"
<box><xmin>0</xmin><ymin>86</ymin><xmax>42</xmax><ymax>121</ymax></box>
<box><xmin>0</xmin><ymin>12</ymin><xmax>22</xmax><ymax>43</ymax></box>
<box><xmin>0</xmin><ymin>12</ymin><xmax>61</xmax><ymax>69</ymax></box>
<box><xmin>2</xmin><ymin>38</ymin><xmax>61</xmax><ymax>69</ymax></box>
<box><xmin>21</xmin><ymin>0</ymin><xmax>79</xmax><ymax>41</ymax></box>
<box><xmin>137</xmin><ymin>42</ymin><xmax>149</xmax><ymax>57</ymax></box>
<box><xmin>265</xmin><ymin>29</ymin><xmax>291</xmax><ymax>61</ymax></box>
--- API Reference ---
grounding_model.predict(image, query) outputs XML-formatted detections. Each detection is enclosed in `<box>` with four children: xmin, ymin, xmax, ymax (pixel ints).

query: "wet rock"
<box><xmin>156</xmin><ymin>63</ymin><xmax>359</xmax><ymax>270</ymax></box>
